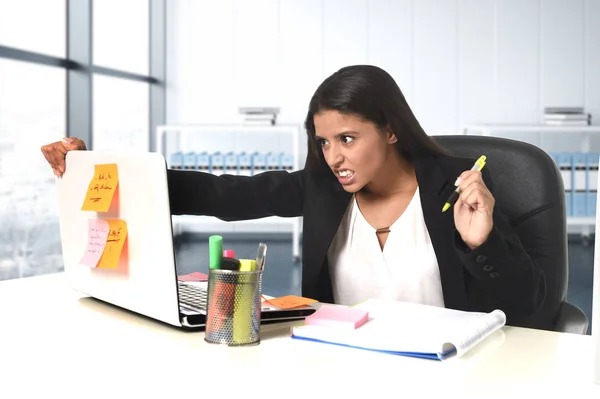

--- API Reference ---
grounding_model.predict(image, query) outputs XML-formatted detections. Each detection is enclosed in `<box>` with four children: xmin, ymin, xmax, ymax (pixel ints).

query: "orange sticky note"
<box><xmin>81</xmin><ymin>164</ymin><xmax>119</xmax><ymax>212</ymax></box>
<box><xmin>97</xmin><ymin>219</ymin><xmax>128</xmax><ymax>269</ymax></box>
<box><xmin>79</xmin><ymin>219</ymin><xmax>110</xmax><ymax>268</ymax></box>
<box><xmin>264</xmin><ymin>295</ymin><xmax>317</xmax><ymax>309</ymax></box>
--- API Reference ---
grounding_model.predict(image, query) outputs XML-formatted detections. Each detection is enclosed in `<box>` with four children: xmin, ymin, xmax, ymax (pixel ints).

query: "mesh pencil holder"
<box><xmin>204</xmin><ymin>269</ymin><xmax>263</xmax><ymax>346</ymax></box>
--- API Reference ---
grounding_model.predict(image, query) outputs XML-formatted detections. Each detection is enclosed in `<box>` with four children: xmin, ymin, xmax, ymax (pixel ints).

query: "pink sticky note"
<box><xmin>178</xmin><ymin>272</ymin><xmax>208</xmax><ymax>282</ymax></box>
<box><xmin>79</xmin><ymin>219</ymin><xmax>110</xmax><ymax>268</ymax></box>
<box><xmin>304</xmin><ymin>304</ymin><xmax>369</xmax><ymax>330</ymax></box>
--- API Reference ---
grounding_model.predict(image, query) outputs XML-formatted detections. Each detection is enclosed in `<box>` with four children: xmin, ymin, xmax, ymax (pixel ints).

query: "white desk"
<box><xmin>0</xmin><ymin>274</ymin><xmax>598</xmax><ymax>398</ymax></box>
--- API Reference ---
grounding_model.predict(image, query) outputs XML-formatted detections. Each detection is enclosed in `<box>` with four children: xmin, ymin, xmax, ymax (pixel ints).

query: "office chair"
<box><xmin>434</xmin><ymin>135</ymin><xmax>589</xmax><ymax>335</ymax></box>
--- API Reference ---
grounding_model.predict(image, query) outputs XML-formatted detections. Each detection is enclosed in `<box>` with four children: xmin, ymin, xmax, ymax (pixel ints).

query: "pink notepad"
<box><xmin>304</xmin><ymin>304</ymin><xmax>369</xmax><ymax>329</ymax></box>
<box><xmin>178</xmin><ymin>272</ymin><xmax>208</xmax><ymax>282</ymax></box>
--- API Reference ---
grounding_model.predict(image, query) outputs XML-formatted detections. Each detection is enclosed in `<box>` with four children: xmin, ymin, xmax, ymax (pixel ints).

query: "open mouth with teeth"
<box><xmin>337</xmin><ymin>170</ymin><xmax>355</xmax><ymax>178</ymax></box>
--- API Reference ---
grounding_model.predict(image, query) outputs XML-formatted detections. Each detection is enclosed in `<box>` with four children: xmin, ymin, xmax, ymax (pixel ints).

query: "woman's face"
<box><xmin>314</xmin><ymin>110</ymin><xmax>397</xmax><ymax>193</ymax></box>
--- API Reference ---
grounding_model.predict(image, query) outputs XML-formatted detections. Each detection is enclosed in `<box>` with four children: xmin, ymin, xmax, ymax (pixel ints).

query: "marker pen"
<box><xmin>442</xmin><ymin>155</ymin><xmax>487</xmax><ymax>212</ymax></box>
<box><xmin>209</xmin><ymin>235</ymin><xmax>223</xmax><ymax>270</ymax></box>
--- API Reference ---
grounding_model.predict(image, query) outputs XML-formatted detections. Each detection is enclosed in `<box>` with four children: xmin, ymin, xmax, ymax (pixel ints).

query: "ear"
<box><xmin>386</xmin><ymin>126</ymin><xmax>398</xmax><ymax>144</ymax></box>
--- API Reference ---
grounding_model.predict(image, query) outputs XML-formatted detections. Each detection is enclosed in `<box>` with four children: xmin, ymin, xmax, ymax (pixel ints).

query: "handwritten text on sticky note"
<box><xmin>81</xmin><ymin>164</ymin><xmax>119</xmax><ymax>212</ymax></box>
<box><xmin>80</xmin><ymin>219</ymin><xmax>110</xmax><ymax>268</ymax></box>
<box><xmin>97</xmin><ymin>219</ymin><xmax>128</xmax><ymax>269</ymax></box>
<box><xmin>264</xmin><ymin>295</ymin><xmax>317</xmax><ymax>309</ymax></box>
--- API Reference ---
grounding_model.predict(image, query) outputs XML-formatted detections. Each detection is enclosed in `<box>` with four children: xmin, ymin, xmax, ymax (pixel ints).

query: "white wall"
<box><xmin>164</xmin><ymin>0</ymin><xmax>600</xmax><ymax>233</ymax></box>
<box><xmin>166</xmin><ymin>0</ymin><xmax>600</xmax><ymax>135</ymax></box>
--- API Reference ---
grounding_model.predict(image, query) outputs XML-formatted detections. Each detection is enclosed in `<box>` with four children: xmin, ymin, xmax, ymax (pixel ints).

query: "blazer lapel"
<box><xmin>414</xmin><ymin>156</ymin><xmax>469</xmax><ymax>310</ymax></box>
<box><xmin>301</xmin><ymin>176</ymin><xmax>351</xmax><ymax>300</ymax></box>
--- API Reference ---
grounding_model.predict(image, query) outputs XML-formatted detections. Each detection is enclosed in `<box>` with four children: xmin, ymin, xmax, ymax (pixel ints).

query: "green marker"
<box><xmin>209</xmin><ymin>235</ymin><xmax>223</xmax><ymax>270</ymax></box>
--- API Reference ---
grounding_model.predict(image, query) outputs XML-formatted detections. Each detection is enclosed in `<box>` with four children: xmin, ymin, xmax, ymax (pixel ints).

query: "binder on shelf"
<box><xmin>238</xmin><ymin>152</ymin><xmax>252</xmax><ymax>176</ymax></box>
<box><xmin>224</xmin><ymin>152</ymin><xmax>238</xmax><ymax>175</ymax></box>
<box><xmin>211</xmin><ymin>152</ymin><xmax>225</xmax><ymax>176</ymax></box>
<box><xmin>183</xmin><ymin>151</ymin><xmax>197</xmax><ymax>170</ymax></box>
<box><xmin>280</xmin><ymin>153</ymin><xmax>294</xmax><ymax>172</ymax></box>
<box><xmin>252</xmin><ymin>152</ymin><xmax>267</xmax><ymax>175</ymax></box>
<box><xmin>197</xmin><ymin>152</ymin><xmax>211</xmax><ymax>174</ymax></box>
<box><xmin>170</xmin><ymin>151</ymin><xmax>183</xmax><ymax>170</ymax></box>
<box><xmin>587</xmin><ymin>153</ymin><xmax>599</xmax><ymax>217</ymax></box>
<box><xmin>573</xmin><ymin>153</ymin><xmax>587</xmax><ymax>217</ymax></box>
<box><xmin>266</xmin><ymin>152</ymin><xmax>281</xmax><ymax>171</ymax></box>
<box><xmin>557</xmin><ymin>153</ymin><xmax>573</xmax><ymax>217</ymax></box>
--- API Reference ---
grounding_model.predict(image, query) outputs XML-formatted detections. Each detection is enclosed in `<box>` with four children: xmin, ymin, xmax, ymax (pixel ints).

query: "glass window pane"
<box><xmin>93</xmin><ymin>0</ymin><xmax>149</xmax><ymax>75</ymax></box>
<box><xmin>0</xmin><ymin>59</ymin><xmax>66</xmax><ymax>280</ymax></box>
<box><xmin>0</xmin><ymin>0</ymin><xmax>66</xmax><ymax>57</ymax></box>
<box><xmin>93</xmin><ymin>74</ymin><xmax>149</xmax><ymax>151</ymax></box>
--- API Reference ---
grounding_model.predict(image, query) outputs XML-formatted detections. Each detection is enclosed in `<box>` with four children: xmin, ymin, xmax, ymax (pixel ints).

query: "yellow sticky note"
<box><xmin>81</xmin><ymin>164</ymin><xmax>119</xmax><ymax>212</ymax></box>
<box><xmin>264</xmin><ymin>295</ymin><xmax>317</xmax><ymax>309</ymax></box>
<box><xmin>97</xmin><ymin>219</ymin><xmax>128</xmax><ymax>269</ymax></box>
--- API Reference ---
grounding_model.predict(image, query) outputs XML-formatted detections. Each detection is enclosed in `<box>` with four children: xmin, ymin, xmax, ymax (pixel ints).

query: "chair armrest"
<box><xmin>554</xmin><ymin>302</ymin><xmax>589</xmax><ymax>335</ymax></box>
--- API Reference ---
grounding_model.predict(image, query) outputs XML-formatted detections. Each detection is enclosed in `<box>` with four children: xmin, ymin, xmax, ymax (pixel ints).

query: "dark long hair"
<box><xmin>304</xmin><ymin>65</ymin><xmax>447</xmax><ymax>174</ymax></box>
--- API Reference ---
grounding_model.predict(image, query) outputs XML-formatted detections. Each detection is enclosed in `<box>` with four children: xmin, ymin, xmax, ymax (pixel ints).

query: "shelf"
<box><xmin>567</xmin><ymin>217</ymin><xmax>596</xmax><ymax>226</ymax></box>
<box><xmin>462</xmin><ymin>124</ymin><xmax>600</xmax><ymax>134</ymax></box>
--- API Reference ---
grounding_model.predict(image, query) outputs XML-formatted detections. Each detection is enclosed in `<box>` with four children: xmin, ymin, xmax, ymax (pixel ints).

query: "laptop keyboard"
<box><xmin>178</xmin><ymin>282</ymin><xmax>208</xmax><ymax>314</ymax></box>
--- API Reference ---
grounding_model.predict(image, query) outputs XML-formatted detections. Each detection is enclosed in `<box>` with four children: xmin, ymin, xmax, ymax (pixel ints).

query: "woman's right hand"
<box><xmin>41</xmin><ymin>137</ymin><xmax>87</xmax><ymax>177</ymax></box>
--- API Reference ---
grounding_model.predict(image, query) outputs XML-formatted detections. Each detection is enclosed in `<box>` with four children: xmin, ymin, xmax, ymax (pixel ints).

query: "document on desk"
<box><xmin>291</xmin><ymin>299</ymin><xmax>506</xmax><ymax>360</ymax></box>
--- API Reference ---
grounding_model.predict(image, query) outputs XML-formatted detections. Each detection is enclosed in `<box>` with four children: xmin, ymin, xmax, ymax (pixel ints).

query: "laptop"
<box><xmin>55</xmin><ymin>150</ymin><xmax>315</xmax><ymax>329</ymax></box>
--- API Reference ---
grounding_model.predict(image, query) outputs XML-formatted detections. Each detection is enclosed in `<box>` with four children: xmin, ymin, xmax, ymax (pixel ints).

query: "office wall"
<box><xmin>166</xmin><ymin>0</ymin><xmax>600</xmax><ymax>138</ymax></box>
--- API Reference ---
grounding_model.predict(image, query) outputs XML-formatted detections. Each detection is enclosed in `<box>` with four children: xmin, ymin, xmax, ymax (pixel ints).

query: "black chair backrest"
<box><xmin>434</xmin><ymin>135</ymin><xmax>567</xmax><ymax>329</ymax></box>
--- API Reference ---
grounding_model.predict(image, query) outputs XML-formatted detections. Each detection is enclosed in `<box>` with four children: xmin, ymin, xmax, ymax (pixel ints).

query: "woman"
<box><xmin>42</xmin><ymin>65</ymin><xmax>547</xmax><ymax>328</ymax></box>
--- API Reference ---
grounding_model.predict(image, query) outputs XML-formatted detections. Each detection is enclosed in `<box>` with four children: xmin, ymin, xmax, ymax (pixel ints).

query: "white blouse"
<box><xmin>327</xmin><ymin>187</ymin><xmax>445</xmax><ymax>307</ymax></box>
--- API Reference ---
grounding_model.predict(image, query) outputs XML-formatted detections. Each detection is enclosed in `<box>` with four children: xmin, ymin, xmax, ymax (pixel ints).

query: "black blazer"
<box><xmin>167</xmin><ymin>153</ymin><xmax>548</xmax><ymax>328</ymax></box>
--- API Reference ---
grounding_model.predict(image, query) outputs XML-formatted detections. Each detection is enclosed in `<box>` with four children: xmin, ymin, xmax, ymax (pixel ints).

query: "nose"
<box><xmin>325</xmin><ymin>143</ymin><xmax>344</xmax><ymax>168</ymax></box>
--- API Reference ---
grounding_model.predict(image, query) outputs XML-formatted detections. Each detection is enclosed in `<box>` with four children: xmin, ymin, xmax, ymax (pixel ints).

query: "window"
<box><xmin>93</xmin><ymin>74</ymin><xmax>149</xmax><ymax>151</ymax></box>
<box><xmin>0</xmin><ymin>0</ymin><xmax>66</xmax><ymax>57</ymax></box>
<box><xmin>0</xmin><ymin>59</ymin><xmax>66</xmax><ymax>279</ymax></box>
<box><xmin>0</xmin><ymin>0</ymin><xmax>163</xmax><ymax>282</ymax></box>
<box><xmin>93</xmin><ymin>0</ymin><xmax>149</xmax><ymax>75</ymax></box>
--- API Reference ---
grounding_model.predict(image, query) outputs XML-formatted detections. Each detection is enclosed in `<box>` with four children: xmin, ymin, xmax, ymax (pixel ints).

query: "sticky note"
<box><xmin>304</xmin><ymin>304</ymin><xmax>369</xmax><ymax>330</ymax></box>
<box><xmin>79</xmin><ymin>219</ymin><xmax>110</xmax><ymax>268</ymax></box>
<box><xmin>178</xmin><ymin>272</ymin><xmax>208</xmax><ymax>282</ymax></box>
<box><xmin>97</xmin><ymin>219</ymin><xmax>128</xmax><ymax>269</ymax></box>
<box><xmin>81</xmin><ymin>164</ymin><xmax>119</xmax><ymax>212</ymax></box>
<box><xmin>264</xmin><ymin>295</ymin><xmax>317</xmax><ymax>309</ymax></box>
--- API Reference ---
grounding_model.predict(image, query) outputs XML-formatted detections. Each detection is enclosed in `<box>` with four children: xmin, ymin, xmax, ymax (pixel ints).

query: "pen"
<box><xmin>442</xmin><ymin>155</ymin><xmax>487</xmax><ymax>212</ymax></box>
<box><xmin>255</xmin><ymin>242</ymin><xmax>267</xmax><ymax>271</ymax></box>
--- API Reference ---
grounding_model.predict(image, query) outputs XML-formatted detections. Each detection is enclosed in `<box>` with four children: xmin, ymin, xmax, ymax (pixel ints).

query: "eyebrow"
<box><xmin>315</xmin><ymin>130</ymin><xmax>360</xmax><ymax>140</ymax></box>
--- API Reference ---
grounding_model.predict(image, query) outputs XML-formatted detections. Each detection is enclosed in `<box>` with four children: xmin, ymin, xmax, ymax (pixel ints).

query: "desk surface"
<box><xmin>0</xmin><ymin>273</ymin><xmax>598</xmax><ymax>397</ymax></box>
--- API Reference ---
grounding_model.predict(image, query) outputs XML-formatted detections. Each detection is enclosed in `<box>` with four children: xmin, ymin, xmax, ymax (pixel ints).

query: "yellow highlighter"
<box><xmin>233</xmin><ymin>259</ymin><xmax>257</xmax><ymax>344</ymax></box>
<box><xmin>442</xmin><ymin>155</ymin><xmax>487</xmax><ymax>212</ymax></box>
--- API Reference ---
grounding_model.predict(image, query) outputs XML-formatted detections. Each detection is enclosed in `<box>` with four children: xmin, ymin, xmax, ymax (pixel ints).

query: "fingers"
<box><xmin>457</xmin><ymin>179</ymin><xmax>495</xmax><ymax>212</ymax></box>
<box><xmin>40</xmin><ymin>137</ymin><xmax>87</xmax><ymax>177</ymax></box>
<box><xmin>63</xmin><ymin>137</ymin><xmax>87</xmax><ymax>151</ymax></box>
<box><xmin>41</xmin><ymin>144</ymin><xmax>58</xmax><ymax>176</ymax></box>
<box><xmin>455</xmin><ymin>170</ymin><xmax>486</xmax><ymax>189</ymax></box>
<box><xmin>53</xmin><ymin>143</ymin><xmax>69</xmax><ymax>175</ymax></box>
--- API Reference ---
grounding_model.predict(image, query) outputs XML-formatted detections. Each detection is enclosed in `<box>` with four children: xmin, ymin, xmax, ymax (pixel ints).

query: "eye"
<box><xmin>341</xmin><ymin>135</ymin><xmax>354</xmax><ymax>144</ymax></box>
<box><xmin>318</xmin><ymin>138</ymin><xmax>329</xmax><ymax>147</ymax></box>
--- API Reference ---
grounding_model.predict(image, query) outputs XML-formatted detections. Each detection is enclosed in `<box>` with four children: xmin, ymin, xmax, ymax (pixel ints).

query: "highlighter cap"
<box><xmin>223</xmin><ymin>249</ymin><xmax>235</xmax><ymax>258</ymax></box>
<box><xmin>209</xmin><ymin>235</ymin><xmax>223</xmax><ymax>270</ymax></box>
<box><xmin>221</xmin><ymin>257</ymin><xmax>240</xmax><ymax>271</ymax></box>
<box><xmin>238</xmin><ymin>259</ymin><xmax>256</xmax><ymax>272</ymax></box>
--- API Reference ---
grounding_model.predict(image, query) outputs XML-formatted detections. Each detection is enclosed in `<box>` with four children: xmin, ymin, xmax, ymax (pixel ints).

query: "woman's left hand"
<box><xmin>453</xmin><ymin>170</ymin><xmax>495</xmax><ymax>249</ymax></box>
